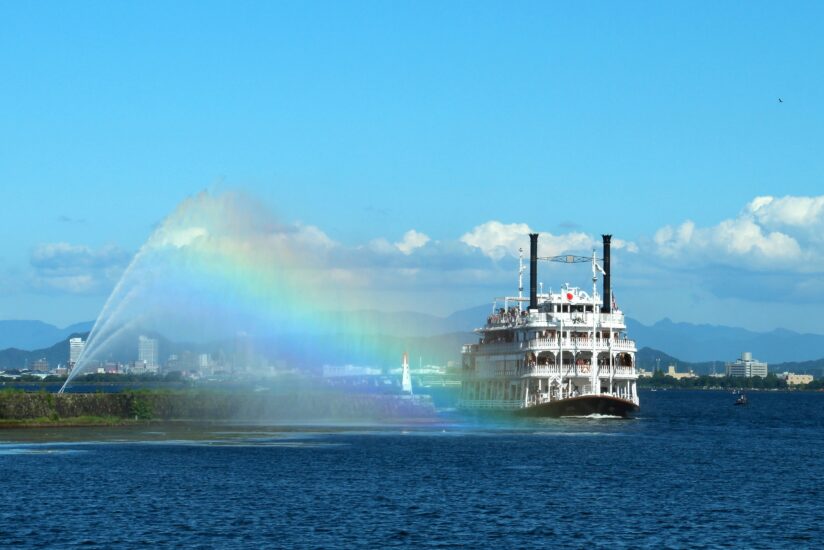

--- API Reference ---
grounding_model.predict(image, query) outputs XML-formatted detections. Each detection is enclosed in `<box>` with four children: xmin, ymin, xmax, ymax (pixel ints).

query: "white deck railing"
<box><xmin>464</xmin><ymin>338</ymin><xmax>636</xmax><ymax>355</ymax></box>
<box><xmin>518</xmin><ymin>365</ymin><xmax>636</xmax><ymax>377</ymax></box>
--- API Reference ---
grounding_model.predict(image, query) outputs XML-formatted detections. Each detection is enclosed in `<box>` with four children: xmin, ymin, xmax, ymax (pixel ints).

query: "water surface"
<box><xmin>1</xmin><ymin>390</ymin><xmax>822</xmax><ymax>547</ymax></box>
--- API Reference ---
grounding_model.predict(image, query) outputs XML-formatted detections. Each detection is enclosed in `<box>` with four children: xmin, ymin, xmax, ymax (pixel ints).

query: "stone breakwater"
<box><xmin>0</xmin><ymin>391</ymin><xmax>436</xmax><ymax>423</ymax></box>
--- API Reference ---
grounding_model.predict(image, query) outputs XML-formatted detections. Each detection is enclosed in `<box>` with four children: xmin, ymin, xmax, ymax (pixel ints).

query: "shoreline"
<box><xmin>0</xmin><ymin>416</ymin><xmax>149</xmax><ymax>429</ymax></box>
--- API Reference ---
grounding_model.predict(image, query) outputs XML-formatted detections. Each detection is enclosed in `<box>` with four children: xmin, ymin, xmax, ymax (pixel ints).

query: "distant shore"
<box><xmin>638</xmin><ymin>373</ymin><xmax>823</xmax><ymax>391</ymax></box>
<box><xmin>0</xmin><ymin>388</ymin><xmax>438</xmax><ymax>428</ymax></box>
<box><xmin>0</xmin><ymin>416</ymin><xmax>146</xmax><ymax>428</ymax></box>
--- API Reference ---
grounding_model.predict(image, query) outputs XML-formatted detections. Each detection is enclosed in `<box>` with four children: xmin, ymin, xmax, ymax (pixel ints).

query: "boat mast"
<box><xmin>518</xmin><ymin>247</ymin><xmax>525</xmax><ymax>311</ymax></box>
<box><xmin>591</xmin><ymin>249</ymin><xmax>599</xmax><ymax>395</ymax></box>
<box><xmin>590</xmin><ymin>248</ymin><xmax>607</xmax><ymax>396</ymax></box>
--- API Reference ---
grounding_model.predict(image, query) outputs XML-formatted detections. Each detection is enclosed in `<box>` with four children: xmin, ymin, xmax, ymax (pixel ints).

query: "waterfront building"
<box><xmin>69</xmin><ymin>337</ymin><xmax>85</xmax><ymax>370</ymax></box>
<box><xmin>780</xmin><ymin>372</ymin><xmax>813</xmax><ymax>386</ymax></box>
<box><xmin>725</xmin><ymin>352</ymin><xmax>768</xmax><ymax>378</ymax></box>
<box><xmin>138</xmin><ymin>336</ymin><xmax>159</xmax><ymax>368</ymax></box>
<box><xmin>31</xmin><ymin>358</ymin><xmax>50</xmax><ymax>372</ymax></box>
<box><xmin>666</xmin><ymin>365</ymin><xmax>697</xmax><ymax>380</ymax></box>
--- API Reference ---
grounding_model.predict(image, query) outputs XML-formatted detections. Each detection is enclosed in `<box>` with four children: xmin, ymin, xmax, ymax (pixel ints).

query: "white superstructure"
<box><xmin>460</xmin><ymin>234</ymin><xmax>639</xmax><ymax>415</ymax></box>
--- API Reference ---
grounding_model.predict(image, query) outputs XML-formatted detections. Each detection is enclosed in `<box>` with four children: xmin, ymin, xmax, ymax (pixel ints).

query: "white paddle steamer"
<box><xmin>460</xmin><ymin>234</ymin><xmax>639</xmax><ymax>417</ymax></box>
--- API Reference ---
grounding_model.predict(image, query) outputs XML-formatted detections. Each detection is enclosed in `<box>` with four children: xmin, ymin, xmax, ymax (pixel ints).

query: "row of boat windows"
<box><xmin>464</xmin><ymin>353</ymin><xmax>635</xmax><ymax>371</ymax></box>
<box><xmin>482</xmin><ymin>330</ymin><xmax>617</xmax><ymax>344</ymax></box>
<box><xmin>544</xmin><ymin>304</ymin><xmax>596</xmax><ymax>313</ymax></box>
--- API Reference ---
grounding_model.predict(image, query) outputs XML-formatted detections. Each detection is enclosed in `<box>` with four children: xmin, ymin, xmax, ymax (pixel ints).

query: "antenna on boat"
<box><xmin>518</xmin><ymin>247</ymin><xmax>524</xmax><ymax>310</ymax></box>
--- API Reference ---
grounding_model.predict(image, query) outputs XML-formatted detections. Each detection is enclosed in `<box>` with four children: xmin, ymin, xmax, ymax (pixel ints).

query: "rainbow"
<box><xmin>61</xmin><ymin>191</ymin><xmax>410</xmax><ymax>391</ymax></box>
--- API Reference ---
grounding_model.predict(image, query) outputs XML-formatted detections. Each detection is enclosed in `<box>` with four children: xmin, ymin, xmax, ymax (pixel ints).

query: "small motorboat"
<box><xmin>734</xmin><ymin>393</ymin><xmax>748</xmax><ymax>406</ymax></box>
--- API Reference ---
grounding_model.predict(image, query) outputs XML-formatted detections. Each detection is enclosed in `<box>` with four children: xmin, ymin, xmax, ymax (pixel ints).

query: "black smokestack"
<box><xmin>601</xmin><ymin>234</ymin><xmax>612</xmax><ymax>313</ymax></box>
<box><xmin>529</xmin><ymin>233</ymin><xmax>538</xmax><ymax>310</ymax></box>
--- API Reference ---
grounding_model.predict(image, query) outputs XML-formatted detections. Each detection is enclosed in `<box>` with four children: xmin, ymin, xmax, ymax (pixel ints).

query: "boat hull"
<box><xmin>514</xmin><ymin>395</ymin><xmax>639</xmax><ymax>418</ymax></box>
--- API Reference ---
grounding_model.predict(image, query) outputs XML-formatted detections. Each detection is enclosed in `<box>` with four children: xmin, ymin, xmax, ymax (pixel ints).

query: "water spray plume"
<box><xmin>60</xmin><ymin>190</ymin><xmax>407</xmax><ymax>394</ymax></box>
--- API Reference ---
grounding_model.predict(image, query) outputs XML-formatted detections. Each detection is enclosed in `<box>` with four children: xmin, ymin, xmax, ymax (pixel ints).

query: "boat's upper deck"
<box><xmin>482</xmin><ymin>284</ymin><xmax>627</xmax><ymax>332</ymax></box>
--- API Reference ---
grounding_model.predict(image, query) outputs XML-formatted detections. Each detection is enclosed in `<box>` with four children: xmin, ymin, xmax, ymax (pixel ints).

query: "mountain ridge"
<box><xmin>0</xmin><ymin>320</ymin><xmax>95</xmax><ymax>351</ymax></box>
<box><xmin>2</xmin><ymin>310</ymin><xmax>824</xmax><ymax>366</ymax></box>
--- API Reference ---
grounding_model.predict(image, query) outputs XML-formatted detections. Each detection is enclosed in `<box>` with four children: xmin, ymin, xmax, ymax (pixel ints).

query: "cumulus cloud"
<box><xmin>746</xmin><ymin>195</ymin><xmax>824</xmax><ymax>229</ymax></box>
<box><xmin>394</xmin><ymin>230</ymin><xmax>430</xmax><ymax>255</ymax></box>
<box><xmin>31</xmin><ymin>243</ymin><xmax>130</xmax><ymax>270</ymax></box>
<box><xmin>612</xmin><ymin>238</ymin><xmax>639</xmax><ymax>253</ymax></box>
<box><xmin>460</xmin><ymin>221</ymin><xmax>531</xmax><ymax>260</ymax></box>
<box><xmin>651</xmin><ymin>196</ymin><xmax>819</xmax><ymax>269</ymax></box>
<box><xmin>29</xmin><ymin>243</ymin><xmax>131</xmax><ymax>294</ymax></box>
<box><xmin>26</xmin><ymin>191</ymin><xmax>641</xmax><ymax>311</ymax></box>
<box><xmin>459</xmin><ymin>221</ymin><xmax>600</xmax><ymax>260</ymax></box>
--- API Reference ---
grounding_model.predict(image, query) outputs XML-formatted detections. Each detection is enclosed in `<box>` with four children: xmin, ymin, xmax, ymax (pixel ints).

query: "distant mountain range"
<box><xmin>342</xmin><ymin>308</ymin><xmax>824</xmax><ymax>363</ymax></box>
<box><xmin>0</xmin><ymin>330</ymin><xmax>91</xmax><ymax>371</ymax></box>
<box><xmin>635</xmin><ymin>347</ymin><xmax>824</xmax><ymax>377</ymax></box>
<box><xmin>626</xmin><ymin>318</ymin><xmax>824</xmax><ymax>363</ymax></box>
<box><xmin>0</xmin><ymin>320</ymin><xmax>94</xmax><ymax>351</ymax></box>
<box><xmin>2</xmin><ymin>309</ymin><xmax>824</xmax><ymax>368</ymax></box>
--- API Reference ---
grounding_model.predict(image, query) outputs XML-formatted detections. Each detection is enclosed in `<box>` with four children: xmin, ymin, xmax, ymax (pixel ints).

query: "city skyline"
<box><xmin>4</xmin><ymin>2</ymin><xmax>824</xmax><ymax>332</ymax></box>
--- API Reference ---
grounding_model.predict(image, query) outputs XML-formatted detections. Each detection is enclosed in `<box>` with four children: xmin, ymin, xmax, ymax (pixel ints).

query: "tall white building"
<box><xmin>138</xmin><ymin>336</ymin><xmax>159</xmax><ymax>369</ymax></box>
<box><xmin>69</xmin><ymin>337</ymin><xmax>85</xmax><ymax>369</ymax></box>
<box><xmin>726</xmin><ymin>352</ymin><xmax>768</xmax><ymax>378</ymax></box>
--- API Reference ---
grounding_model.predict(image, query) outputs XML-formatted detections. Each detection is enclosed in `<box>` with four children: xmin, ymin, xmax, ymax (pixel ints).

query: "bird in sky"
<box><xmin>778</xmin><ymin>98</ymin><xmax>784</xmax><ymax>103</ymax></box>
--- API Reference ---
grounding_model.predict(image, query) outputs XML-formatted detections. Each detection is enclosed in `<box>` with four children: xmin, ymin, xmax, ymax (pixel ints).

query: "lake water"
<box><xmin>1</xmin><ymin>390</ymin><xmax>823</xmax><ymax>548</ymax></box>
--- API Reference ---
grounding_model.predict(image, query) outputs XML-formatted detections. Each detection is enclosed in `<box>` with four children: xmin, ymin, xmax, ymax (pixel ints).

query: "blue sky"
<box><xmin>3</xmin><ymin>1</ymin><xmax>824</xmax><ymax>331</ymax></box>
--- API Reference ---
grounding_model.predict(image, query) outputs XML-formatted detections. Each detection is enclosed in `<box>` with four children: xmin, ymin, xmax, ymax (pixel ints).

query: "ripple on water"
<box><xmin>0</xmin><ymin>391</ymin><xmax>822</xmax><ymax>548</ymax></box>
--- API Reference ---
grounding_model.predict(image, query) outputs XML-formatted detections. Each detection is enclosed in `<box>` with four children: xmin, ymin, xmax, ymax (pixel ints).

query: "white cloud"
<box><xmin>612</xmin><ymin>239</ymin><xmax>639</xmax><ymax>253</ymax></box>
<box><xmin>460</xmin><ymin>221</ymin><xmax>595</xmax><ymax>260</ymax></box>
<box><xmin>292</xmin><ymin>224</ymin><xmax>336</xmax><ymax>249</ymax></box>
<box><xmin>31</xmin><ymin>243</ymin><xmax>130</xmax><ymax>270</ymax></box>
<box><xmin>29</xmin><ymin>242</ymin><xmax>130</xmax><ymax>294</ymax></box>
<box><xmin>367</xmin><ymin>238</ymin><xmax>396</xmax><ymax>254</ymax></box>
<box><xmin>394</xmin><ymin>230</ymin><xmax>430</xmax><ymax>255</ymax></box>
<box><xmin>460</xmin><ymin>221</ymin><xmax>531</xmax><ymax>260</ymax></box>
<box><xmin>652</xmin><ymin>197</ymin><xmax>815</xmax><ymax>269</ymax></box>
<box><xmin>746</xmin><ymin>195</ymin><xmax>824</xmax><ymax>228</ymax></box>
<box><xmin>654</xmin><ymin>218</ymin><xmax>801</xmax><ymax>265</ymax></box>
<box><xmin>265</xmin><ymin>223</ymin><xmax>336</xmax><ymax>253</ymax></box>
